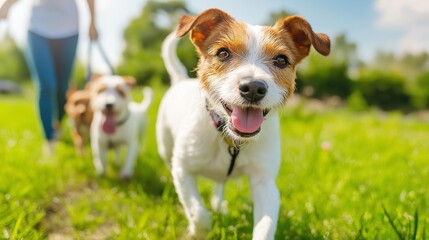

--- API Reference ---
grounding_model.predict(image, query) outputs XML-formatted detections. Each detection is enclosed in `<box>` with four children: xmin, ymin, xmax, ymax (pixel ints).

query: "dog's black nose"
<box><xmin>239</xmin><ymin>80</ymin><xmax>268</xmax><ymax>102</ymax></box>
<box><xmin>106</xmin><ymin>103</ymin><xmax>113</xmax><ymax>110</ymax></box>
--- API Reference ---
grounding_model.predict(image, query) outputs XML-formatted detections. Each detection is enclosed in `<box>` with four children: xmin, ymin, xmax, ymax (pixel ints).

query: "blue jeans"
<box><xmin>27</xmin><ymin>31</ymin><xmax>78</xmax><ymax>140</ymax></box>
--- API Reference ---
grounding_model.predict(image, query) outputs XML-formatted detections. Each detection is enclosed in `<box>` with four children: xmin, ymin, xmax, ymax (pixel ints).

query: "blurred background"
<box><xmin>1</xmin><ymin>0</ymin><xmax>429</xmax><ymax>111</ymax></box>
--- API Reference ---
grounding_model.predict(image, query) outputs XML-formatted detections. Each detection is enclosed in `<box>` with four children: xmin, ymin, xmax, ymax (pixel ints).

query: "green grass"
<box><xmin>1</xmin><ymin>84</ymin><xmax>428</xmax><ymax>239</ymax></box>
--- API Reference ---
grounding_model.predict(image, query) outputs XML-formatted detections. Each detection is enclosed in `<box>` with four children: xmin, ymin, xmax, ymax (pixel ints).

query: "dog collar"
<box><xmin>209</xmin><ymin>108</ymin><xmax>226</xmax><ymax>132</ymax></box>
<box><xmin>205</xmin><ymin>99</ymin><xmax>226</xmax><ymax>132</ymax></box>
<box><xmin>205</xmin><ymin>99</ymin><xmax>228</xmax><ymax>136</ymax></box>
<box><xmin>116</xmin><ymin>109</ymin><xmax>130</xmax><ymax>127</ymax></box>
<box><xmin>205</xmin><ymin>99</ymin><xmax>240</xmax><ymax>177</ymax></box>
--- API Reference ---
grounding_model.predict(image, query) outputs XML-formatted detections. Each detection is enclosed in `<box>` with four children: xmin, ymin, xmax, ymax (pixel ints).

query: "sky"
<box><xmin>0</xmin><ymin>0</ymin><xmax>428</xmax><ymax>73</ymax></box>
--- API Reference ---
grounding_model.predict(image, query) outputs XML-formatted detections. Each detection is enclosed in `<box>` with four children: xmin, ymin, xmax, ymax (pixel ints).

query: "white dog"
<box><xmin>156</xmin><ymin>8</ymin><xmax>330</xmax><ymax>239</ymax></box>
<box><xmin>90</xmin><ymin>75</ymin><xmax>152</xmax><ymax>179</ymax></box>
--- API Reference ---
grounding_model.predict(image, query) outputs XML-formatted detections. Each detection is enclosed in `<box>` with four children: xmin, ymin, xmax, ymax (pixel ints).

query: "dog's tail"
<box><xmin>140</xmin><ymin>87</ymin><xmax>153</xmax><ymax>112</ymax></box>
<box><xmin>161</xmin><ymin>31</ymin><xmax>189</xmax><ymax>85</ymax></box>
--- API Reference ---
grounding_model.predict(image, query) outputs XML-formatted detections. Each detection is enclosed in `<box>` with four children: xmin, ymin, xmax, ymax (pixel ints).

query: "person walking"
<box><xmin>0</xmin><ymin>0</ymin><xmax>98</xmax><ymax>153</ymax></box>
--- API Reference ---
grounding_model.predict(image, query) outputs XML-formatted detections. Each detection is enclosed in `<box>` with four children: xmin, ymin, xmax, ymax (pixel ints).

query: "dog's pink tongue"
<box><xmin>102</xmin><ymin>114</ymin><xmax>116</xmax><ymax>134</ymax></box>
<box><xmin>231</xmin><ymin>106</ymin><xmax>264</xmax><ymax>133</ymax></box>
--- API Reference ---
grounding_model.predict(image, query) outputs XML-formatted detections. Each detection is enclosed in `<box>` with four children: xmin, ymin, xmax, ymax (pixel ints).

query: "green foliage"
<box><xmin>70</xmin><ymin>60</ymin><xmax>87</xmax><ymax>88</ymax></box>
<box><xmin>297</xmin><ymin>33</ymin><xmax>429</xmax><ymax>111</ymax></box>
<box><xmin>299</xmin><ymin>56</ymin><xmax>352</xmax><ymax>98</ymax></box>
<box><xmin>411</xmin><ymin>71</ymin><xmax>429</xmax><ymax>109</ymax></box>
<box><xmin>355</xmin><ymin>70</ymin><xmax>411</xmax><ymax>110</ymax></box>
<box><xmin>0</xmin><ymin>35</ymin><xmax>30</xmax><ymax>82</ymax></box>
<box><xmin>347</xmin><ymin>91</ymin><xmax>368</xmax><ymax>111</ymax></box>
<box><xmin>298</xmin><ymin>34</ymin><xmax>354</xmax><ymax>99</ymax></box>
<box><xmin>117</xmin><ymin>0</ymin><xmax>198</xmax><ymax>84</ymax></box>
<box><xmin>368</xmin><ymin>52</ymin><xmax>429</xmax><ymax>110</ymax></box>
<box><xmin>372</xmin><ymin>52</ymin><xmax>429</xmax><ymax>81</ymax></box>
<box><xmin>382</xmin><ymin>205</ymin><xmax>420</xmax><ymax>240</ymax></box>
<box><xmin>176</xmin><ymin>37</ymin><xmax>199</xmax><ymax>78</ymax></box>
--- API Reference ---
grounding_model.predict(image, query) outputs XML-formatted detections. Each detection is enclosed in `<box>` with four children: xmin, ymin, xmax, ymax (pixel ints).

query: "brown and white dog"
<box><xmin>65</xmin><ymin>86</ymin><xmax>93</xmax><ymax>155</ymax></box>
<box><xmin>157</xmin><ymin>9</ymin><xmax>330</xmax><ymax>239</ymax></box>
<box><xmin>89</xmin><ymin>75</ymin><xmax>153</xmax><ymax>179</ymax></box>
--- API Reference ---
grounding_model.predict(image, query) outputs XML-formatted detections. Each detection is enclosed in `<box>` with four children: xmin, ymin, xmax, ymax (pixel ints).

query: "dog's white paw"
<box><xmin>119</xmin><ymin>171</ymin><xmax>132</xmax><ymax>181</ymax></box>
<box><xmin>188</xmin><ymin>208</ymin><xmax>212</xmax><ymax>239</ymax></box>
<box><xmin>93</xmin><ymin>158</ymin><xmax>106</xmax><ymax>176</ymax></box>
<box><xmin>211</xmin><ymin>197</ymin><xmax>228</xmax><ymax>214</ymax></box>
<box><xmin>211</xmin><ymin>184</ymin><xmax>228</xmax><ymax>214</ymax></box>
<box><xmin>94</xmin><ymin>165</ymin><xmax>106</xmax><ymax>176</ymax></box>
<box><xmin>95</xmin><ymin>169</ymin><xmax>105</xmax><ymax>176</ymax></box>
<box><xmin>252</xmin><ymin>216</ymin><xmax>274</xmax><ymax>240</ymax></box>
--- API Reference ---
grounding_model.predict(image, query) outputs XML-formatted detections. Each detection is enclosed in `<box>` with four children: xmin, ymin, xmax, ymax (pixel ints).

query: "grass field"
<box><xmin>1</xmin><ymin>85</ymin><xmax>429</xmax><ymax>239</ymax></box>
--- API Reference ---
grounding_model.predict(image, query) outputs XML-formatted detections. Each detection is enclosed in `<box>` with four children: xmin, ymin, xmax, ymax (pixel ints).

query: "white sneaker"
<box><xmin>43</xmin><ymin>140</ymin><xmax>56</xmax><ymax>156</ymax></box>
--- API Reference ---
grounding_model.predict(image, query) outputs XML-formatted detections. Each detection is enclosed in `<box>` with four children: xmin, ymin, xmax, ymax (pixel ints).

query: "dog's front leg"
<box><xmin>211</xmin><ymin>183</ymin><xmax>227</xmax><ymax>214</ymax></box>
<box><xmin>250</xmin><ymin>176</ymin><xmax>280</xmax><ymax>240</ymax></box>
<box><xmin>72</xmin><ymin>126</ymin><xmax>84</xmax><ymax>155</ymax></box>
<box><xmin>120</xmin><ymin>141</ymin><xmax>138</xmax><ymax>179</ymax></box>
<box><xmin>91</xmin><ymin>137</ymin><xmax>108</xmax><ymax>176</ymax></box>
<box><xmin>113</xmin><ymin>146</ymin><xmax>121</xmax><ymax>166</ymax></box>
<box><xmin>172</xmin><ymin>164</ymin><xmax>212</xmax><ymax>238</ymax></box>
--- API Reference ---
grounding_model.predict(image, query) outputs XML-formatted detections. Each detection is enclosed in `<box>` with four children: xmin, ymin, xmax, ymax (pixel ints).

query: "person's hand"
<box><xmin>89</xmin><ymin>22</ymin><xmax>98</xmax><ymax>40</ymax></box>
<box><xmin>0</xmin><ymin>7</ymin><xmax>9</xmax><ymax>20</ymax></box>
<box><xmin>0</xmin><ymin>0</ymin><xmax>16</xmax><ymax>21</ymax></box>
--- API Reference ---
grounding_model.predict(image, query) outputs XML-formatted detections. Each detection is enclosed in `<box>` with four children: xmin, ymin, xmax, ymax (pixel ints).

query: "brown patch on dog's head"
<box><xmin>90</xmin><ymin>74</ymin><xmax>103</xmax><ymax>80</ymax></box>
<box><xmin>67</xmin><ymin>85</ymin><xmax>78</xmax><ymax>99</ymax></box>
<box><xmin>114</xmin><ymin>76</ymin><xmax>135</xmax><ymax>98</ymax></box>
<box><xmin>122</xmin><ymin>76</ymin><xmax>136</xmax><ymax>88</ymax></box>
<box><xmin>83</xmin><ymin>74</ymin><xmax>102</xmax><ymax>92</ymax></box>
<box><xmin>254</xmin><ymin>26</ymin><xmax>302</xmax><ymax>99</ymax></box>
<box><xmin>177</xmin><ymin>8</ymin><xmax>248</xmax><ymax>89</ymax></box>
<box><xmin>65</xmin><ymin>90</ymin><xmax>93</xmax><ymax>125</ymax></box>
<box><xmin>177</xmin><ymin>8</ymin><xmax>235</xmax><ymax>52</ymax></box>
<box><xmin>274</xmin><ymin>15</ymin><xmax>330</xmax><ymax>63</ymax></box>
<box><xmin>90</xmin><ymin>82</ymin><xmax>107</xmax><ymax>97</ymax></box>
<box><xmin>115</xmin><ymin>85</ymin><xmax>126</xmax><ymax>98</ymax></box>
<box><xmin>89</xmin><ymin>75</ymin><xmax>135</xmax><ymax>98</ymax></box>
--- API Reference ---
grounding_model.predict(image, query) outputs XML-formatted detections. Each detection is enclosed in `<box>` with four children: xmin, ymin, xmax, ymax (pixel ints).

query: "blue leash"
<box><xmin>86</xmin><ymin>39</ymin><xmax>115</xmax><ymax>81</ymax></box>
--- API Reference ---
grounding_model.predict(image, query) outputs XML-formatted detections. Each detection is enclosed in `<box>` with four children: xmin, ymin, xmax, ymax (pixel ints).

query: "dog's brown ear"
<box><xmin>67</xmin><ymin>84</ymin><xmax>78</xmax><ymax>99</ymax></box>
<box><xmin>90</xmin><ymin>74</ymin><xmax>102</xmax><ymax>81</ymax></box>
<box><xmin>275</xmin><ymin>15</ymin><xmax>330</xmax><ymax>62</ymax></box>
<box><xmin>85</xmin><ymin>74</ymin><xmax>102</xmax><ymax>90</ymax></box>
<box><xmin>123</xmin><ymin>76</ymin><xmax>137</xmax><ymax>88</ymax></box>
<box><xmin>176</xmin><ymin>8</ymin><xmax>234</xmax><ymax>50</ymax></box>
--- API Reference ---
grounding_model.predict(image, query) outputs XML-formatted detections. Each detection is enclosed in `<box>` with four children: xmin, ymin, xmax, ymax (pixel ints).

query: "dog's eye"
<box><xmin>216</xmin><ymin>48</ymin><xmax>231</xmax><ymax>61</ymax></box>
<box><xmin>115</xmin><ymin>86</ymin><xmax>126</xmax><ymax>98</ymax></box>
<box><xmin>97</xmin><ymin>87</ymin><xmax>105</xmax><ymax>94</ymax></box>
<box><xmin>273</xmin><ymin>55</ymin><xmax>289</xmax><ymax>69</ymax></box>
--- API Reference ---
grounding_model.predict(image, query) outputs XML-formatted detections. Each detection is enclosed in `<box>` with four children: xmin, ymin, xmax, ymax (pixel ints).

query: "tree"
<box><xmin>355</xmin><ymin>70</ymin><xmax>411</xmax><ymax>110</ymax></box>
<box><xmin>412</xmin><ymin>71</ymin><xmax>429</xmax><ymax>108</ymax></box>
<box><xmin>371</xmin><ymin>51</ymin><xmax>429</xmax><ymax>83</ymax></box>
<box><xmin>361</xmin><ymin>51</ymin><xmax>429</xmax><ymax>110</ymax></box>
<box><xmin>298</xmin><ymin>34</ymin><xmax>355</xmax><ymax>99</ymax></box>
<box><xmin>265</xmin><ymin>10</ymin><xmax>294</xmax><ymax>25</ymax></box>
<box><xmin>0</xmin><ymin>35</ymin><xmax>30</xmax><ymax>82</ymax></box>
<box><xmin>117</xmin><ymin>0</ymin><xmax>198</xmax><ymax>84</ymax></box>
